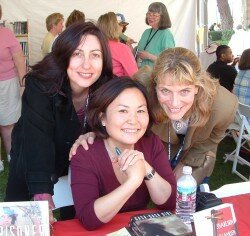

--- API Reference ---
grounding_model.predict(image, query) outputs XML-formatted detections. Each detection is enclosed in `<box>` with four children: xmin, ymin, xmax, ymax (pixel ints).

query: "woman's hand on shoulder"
<box><xmin>69</xmin><ymin>132</ymin><xmax>96</xmax><ymax>160</ymax></box>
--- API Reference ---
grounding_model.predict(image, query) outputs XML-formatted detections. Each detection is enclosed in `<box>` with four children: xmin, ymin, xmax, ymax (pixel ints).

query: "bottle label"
<box><xmin>177</xmin><ymin>186</ymin><xmax>196</xmax><ymax>202</ymax></box>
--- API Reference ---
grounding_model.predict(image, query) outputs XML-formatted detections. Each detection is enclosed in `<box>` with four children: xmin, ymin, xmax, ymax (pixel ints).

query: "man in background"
<box><xmin>207</xmin><ymin>45</ymin><xmax>239</xmax><ymax>92</ymax></box>
<box><xmin>41</xmin><ymin>12</ymin><xmax>64</xmax><ymax>57</ymax></box>
<box><xmin>209</xmin><ymin>23</ymin><xmax>216</xmax><ymax>31</ymax></box>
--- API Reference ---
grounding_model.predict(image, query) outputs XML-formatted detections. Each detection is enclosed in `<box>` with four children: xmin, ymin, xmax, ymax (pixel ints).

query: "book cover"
<box><xmin>193</xmin><ymin>203</ymin><xmax>238</xmax><ymax>236</ymax></box>
<box><xmin>129</xmin><ymin>211</ymin><xmax>193</xmax><ymax>236</ymax></box>
<box><xmin>0</xmin><ymin>201</ymin><xmax>50</xmax><ymax>236</ymax></box>
<box><xmin>106</xmin><ymin>227</ymin><xmax>133</xmax><ymax>236</ymax></box>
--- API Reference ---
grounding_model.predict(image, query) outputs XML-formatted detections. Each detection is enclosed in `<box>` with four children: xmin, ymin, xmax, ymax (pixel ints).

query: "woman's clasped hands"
<box><xmin>112</xmin><ymin>149</ymin><xmax>146</xmax><ymax>184</ymax></box>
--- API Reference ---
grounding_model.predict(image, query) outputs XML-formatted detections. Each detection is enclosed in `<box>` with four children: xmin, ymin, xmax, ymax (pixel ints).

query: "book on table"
<box><xmin>107</xmin><ymin>210</ymin><xmax>193</xmax><ymax>236</ymax></box>
<box><xmin>193</xmin><ymin>203</ymin><xmax>238</xmax><ymax>236</ymax></box>
<box><xmin>0</xmin><ymin>201</ymin><xmax>50</xmax><ymax>236</ymax></box>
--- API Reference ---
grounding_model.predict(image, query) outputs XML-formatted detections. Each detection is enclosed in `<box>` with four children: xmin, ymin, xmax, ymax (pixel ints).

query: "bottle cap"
<box><xmin>183</xmin><ymin>166</ymin><xmax>192</xmax><ymax>174</ymax></box>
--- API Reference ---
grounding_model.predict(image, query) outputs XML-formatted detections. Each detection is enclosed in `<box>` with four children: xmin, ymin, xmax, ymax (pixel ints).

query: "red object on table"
<box><xmin>52</xmin><ymin>209</ymin><xmax>156</xmax><ymax>236</ymax></box>
<box><xmin>53</xmin><ymin>193</ymin><xmax>250</xmax><ymax>236</ymax></box>
<box><xmin>221</xmin><ymin>193</ymin><xmax>250</xmax><ymax>236</ymax></box>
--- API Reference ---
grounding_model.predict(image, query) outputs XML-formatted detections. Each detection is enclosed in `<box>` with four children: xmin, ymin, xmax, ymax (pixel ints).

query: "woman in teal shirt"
<box><xmin>137</xmin><ymin>2</ymin><xmax>175</xmax><ymax>68</ymax></box>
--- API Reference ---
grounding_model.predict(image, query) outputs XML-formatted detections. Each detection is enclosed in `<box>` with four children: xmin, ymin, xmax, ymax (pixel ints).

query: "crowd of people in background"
<box><xmin>0</xmin><ymin>1</ymin><xmax>250</xmax><ymax>232</ymax></box>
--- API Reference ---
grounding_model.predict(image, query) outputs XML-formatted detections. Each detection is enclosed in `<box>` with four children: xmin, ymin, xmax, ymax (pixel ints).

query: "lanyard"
<box><xmin>143</xmin><ymin>28</ymin><xmax>159</xmax><ymax>50</ymax></box>
<box><xmin>168</xmin><ymin>122</ymin><xmax>189</xmax><ymax>169</ymax></box>
<box><xmin>82</xmin><ymin>94</ymin><xmax>89</xmax><ymax>132</ymax></box>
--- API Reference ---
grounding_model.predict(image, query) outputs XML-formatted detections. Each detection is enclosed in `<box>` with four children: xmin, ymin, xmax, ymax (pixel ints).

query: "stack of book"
<box><xmin>108</xmin><ymin>211</ymin><xmax>193</xmax><ymax>236</ymax></box>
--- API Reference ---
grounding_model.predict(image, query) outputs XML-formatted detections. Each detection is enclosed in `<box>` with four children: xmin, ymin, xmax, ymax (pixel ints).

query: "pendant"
<box><xmin>173</xmin><ymin>120</ymin><xmax>183</xmax><ymax>132</ymax></box>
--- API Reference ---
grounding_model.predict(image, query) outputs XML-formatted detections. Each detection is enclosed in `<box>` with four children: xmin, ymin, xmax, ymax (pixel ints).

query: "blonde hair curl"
<box><xmin>150</xmin><ymin>47</ymin><xmax>218</xmax><ymax>127</ymax></box>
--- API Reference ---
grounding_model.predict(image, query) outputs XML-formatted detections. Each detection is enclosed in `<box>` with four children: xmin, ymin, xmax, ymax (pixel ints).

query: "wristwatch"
<box><xmin>144</xmin><ymin>169</ymin><xmax>156</xmax><ymax>181</ymax></box>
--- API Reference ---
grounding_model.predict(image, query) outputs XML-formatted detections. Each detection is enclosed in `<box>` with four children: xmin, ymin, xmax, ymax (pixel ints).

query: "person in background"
<box><xmin>97</xmin><ymin>12</ymin><xmax>138</xmax><ymax>77</ymax></box>
<box><xmin>71</xmin><ymin>78</ymin><xmax>176</xmax><ymax>230</ymax></box>
<box><xmin>137</xmin><ymin>2</ymin><xmax>175</xmax><ymax>68</ymax></box>
<box><xmin>0</xmin><ymin>4</ymin><xmax>26</xmax><ymax>172</ymax></box>
<box><xmin>233</xmin><ymin>48</ymin><xmax>250</xmax><ymax>112</ymax></box>
<box><xmin>116</xmin><ymin>13</ymin><xmax>136</xmax><ymax>47</ymax></box>
<box><xmin>207</xmin><ymin>45</ymin><xmax>239</xmax><ymax>92</ymax></box>
<box><xmin>65</xmin><ymin>9</ymin><xmax>85</xmax><ymax>28</ymax></box>
<box><xmin>41</xmin><ymin>12</ymin><xmax>64</xmax><ymax>57</ymax></box>
<box><xmin>5</xmin><ymin>22</ymin><xmax>114</xmax><ymax>223</ymax></box>
<box><xmin>69</xmin><ymin>47</ymin><xmax>238</xmax><ymax>186</ymax></box>
<box><xmin>132</xmin><ymin>65</ymin><xmax>152</xmax><ymax>88</ymax></box>
<box><xmin>209</xmin><ymin>23</ymin><xmax>216</xmax><ymax>31</ymax></box>
<box><xmin>214</xmin><ymin>23</ymin><xmax>221</xmax><ymax>31</ymax></box>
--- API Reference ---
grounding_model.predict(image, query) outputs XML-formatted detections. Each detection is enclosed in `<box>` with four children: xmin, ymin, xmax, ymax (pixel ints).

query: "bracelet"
<box><xmin>144</xmin><ymin>169</ymin><xmax>155</xmax><ymax>181</ymax></box>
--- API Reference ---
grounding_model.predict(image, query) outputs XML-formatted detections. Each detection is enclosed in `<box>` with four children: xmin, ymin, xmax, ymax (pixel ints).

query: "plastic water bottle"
<box><xmin>176</xmin><ymin>166</ymin><xmax>197</xmax><ymax>225</ymax></box>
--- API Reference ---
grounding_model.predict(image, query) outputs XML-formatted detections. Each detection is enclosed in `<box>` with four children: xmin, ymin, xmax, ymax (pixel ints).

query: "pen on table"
<box><xmin>115</xmin><ymin>147</ymin><xmax>121</xmax><ymax>156</ymax></box>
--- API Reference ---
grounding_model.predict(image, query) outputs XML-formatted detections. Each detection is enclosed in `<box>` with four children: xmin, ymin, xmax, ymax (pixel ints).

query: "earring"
<box><xmin>101</xmin><ymin>121</ymin><xmax>105</xmax><ymax>126</ymax></box>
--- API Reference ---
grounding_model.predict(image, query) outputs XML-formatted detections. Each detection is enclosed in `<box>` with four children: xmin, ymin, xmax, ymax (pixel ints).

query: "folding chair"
<box><xmin>223</xmin><ymin>103</ymin><xmax>250</xmax><ymax>180</ymax></box>
<box><xmin>223</xmin><ymin>117</ymin><xmax>240</xmax><ymax>141</ymax></box>
<box><xmin>52</xmin><ymin>170</ymin><xmax>73</xmax><ymax>209</ymax></box>
<box><xmin>222</xmin><ymin>106</ymin><xmax>242</xmax><ymax>165</ymax></box>
<box><xmin>223</xmin><ymin>109</ymin><xmax>242</xmax><ymax>163</ymax></box>
<box><xmin>230</xmin><ymin>103</ymin><xmax>250</xmax><ymax>181</ymax></box>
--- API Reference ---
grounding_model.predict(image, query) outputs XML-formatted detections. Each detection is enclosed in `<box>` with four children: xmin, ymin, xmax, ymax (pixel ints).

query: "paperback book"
<box><xmin>193</xmin><ymin>203</ymin><xmax>238</xmax><ymax>236</ymax></box>
<box><xmin>0</xmin><ymin>201</ymin><xmax>50</xmax><ymax>236</ymax></box>
<box><xmin>108</xmin><ymin>211</ymin><xmax>193</xmax><ymax>236</ymax></box>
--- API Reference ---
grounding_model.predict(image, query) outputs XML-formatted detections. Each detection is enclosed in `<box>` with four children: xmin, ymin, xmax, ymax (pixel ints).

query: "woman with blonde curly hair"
<box><xmin>150</xmin><ymin>47</ymin><xmax>238</xmax><ymax>184</ymax></box>
<box><xmin>97</xmin><ymin>12</ymin><xmax>138</xmax><ymax>77</ymax></box>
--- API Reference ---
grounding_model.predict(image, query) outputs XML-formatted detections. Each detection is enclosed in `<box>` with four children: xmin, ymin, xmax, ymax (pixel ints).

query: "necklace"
<box><xmin>168</xmin><ymin>119</ymin><xmax>190</xmax><ymax>169</ymax></box>
<box><xmin>82</xmin><ymin>94</ymin><xmax>89</xmax><ymax>132</ymax></box>
<box><xmin>143</xmin><ymin>28</ymin><xmax>159</xmax><ymax>50</ymax></box>
<box><xmin>104</xmin><ymin>140</ymin><xmax>120</xmax><ymax>162</ymax></box>
<box><xmin>73</xmin><ymin>89</ymin><xmax>89</xmax><ymax>129</ymax></box>
<box><xmin>171</xmin><ymin>119</ymin><xmax>189</xmax><ymax>134</ymax></box>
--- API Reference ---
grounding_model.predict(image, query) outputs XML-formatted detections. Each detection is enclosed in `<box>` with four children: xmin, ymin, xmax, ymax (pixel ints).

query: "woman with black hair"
<box><xmin>5</xmin><ymin>21</ymin><xmax>114</xmax><ymax>223</ymax></box>
<box><xmin>71</xmin><ymin>78</ymin><xmax>176</xmax><ymax>230</ymax></box>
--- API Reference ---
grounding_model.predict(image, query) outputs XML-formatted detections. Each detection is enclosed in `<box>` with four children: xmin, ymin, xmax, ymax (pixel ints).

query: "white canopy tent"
<box><xmin>1</xmin><ymin>0</ymin><xmax>199</xmax><ymax>65</ymax></box>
